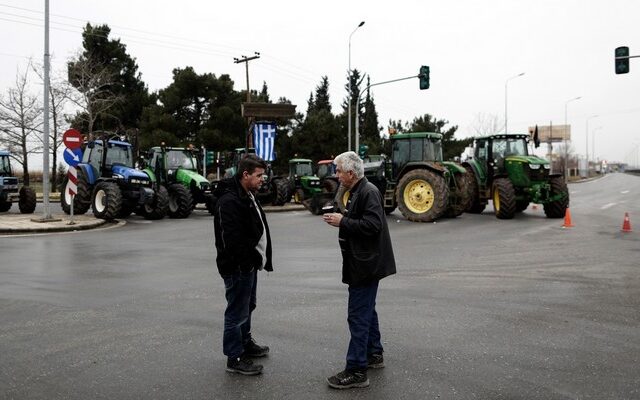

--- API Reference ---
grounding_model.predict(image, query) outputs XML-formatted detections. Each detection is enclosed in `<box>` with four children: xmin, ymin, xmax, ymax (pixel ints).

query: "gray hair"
<box><xmin>334</xmin><ymin>151</ymin><xmax>364</xmax><ymax>179</ymax></box>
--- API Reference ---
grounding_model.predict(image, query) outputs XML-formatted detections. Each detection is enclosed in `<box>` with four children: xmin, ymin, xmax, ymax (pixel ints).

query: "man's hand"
<box><xmin>323</xmin><ymin>212</ymin><xmax>343</xmax><ymax>227</ymax></box>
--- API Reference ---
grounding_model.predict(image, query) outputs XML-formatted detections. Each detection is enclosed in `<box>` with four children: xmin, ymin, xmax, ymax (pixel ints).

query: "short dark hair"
<box><xmin>237</xmin><ymin>153</ymin><xmax>267</xmax><ymax>176</ymax></box>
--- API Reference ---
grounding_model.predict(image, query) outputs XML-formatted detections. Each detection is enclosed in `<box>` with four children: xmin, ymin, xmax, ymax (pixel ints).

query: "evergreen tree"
<box><xmin>360</xmin><ymin>77</ymin><xmax>382</xmax><ymax>154</ymax></box>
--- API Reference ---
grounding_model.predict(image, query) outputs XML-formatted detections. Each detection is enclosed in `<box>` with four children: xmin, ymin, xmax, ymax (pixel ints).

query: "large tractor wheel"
<box><xmin>492</xmin><ymin>178</ymin><xmax>516</xmax><ymax>219</ymax></box>
<box><xmin>60</xmin><ymin>169</ymin><xmax>91</xmax><ymax>215</ymax></box>
<box><xmin>142</xmin><ymin>185</ymin><xmax>169</xmax><ymax>220</ymax></box>
<box><xmin>92</xmin><ymin>182</ymin><xmax>122</xmax><ymax>221</ymax></box>
<box><xmin>322</xmin><ymin>178</ymin><xmax>339</xmax><ymax>193</ymax></box>
<box><xmin>18</xmin><ymin>186</ymin><xmax>36</xmax><ymax>214</ymax></box>
<box><xmin>335</xmin><ymin>185</ymin><xmax>351</xmax><ymax>214</ymax></box>
<box><xmin>271</xmin><ymin>178</ymin><xmax>290</xmax><ymax>206</ymax></box>
<box><xmin>464</xmin><ymin>166</ymin><xmax>486</xmax><ymax>214</ymax></box>
<box><xmin>444</xmin><ymin>171</ymin><xmax>472</xmax><ymax>218</ymax></box>
<box><xmin>168</xmin><ymin>183</ymin><xmax>193</xmax><ymax>218</ymax></box>
<box><xmin>397</xmin><ymin>169</ymin><xmax>448</xmax><ymax>222</ymax></box>
<box><xmin>543</xmin><ymin>177</ymin><xmax>569</xmax><ymax>218</ymax></box>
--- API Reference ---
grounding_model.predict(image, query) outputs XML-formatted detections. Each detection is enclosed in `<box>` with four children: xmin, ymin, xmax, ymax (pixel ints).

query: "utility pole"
<box><xmin>234</xmin><ymin>52</ymin><xmax>260</xmax><ymax>147</ymax></box>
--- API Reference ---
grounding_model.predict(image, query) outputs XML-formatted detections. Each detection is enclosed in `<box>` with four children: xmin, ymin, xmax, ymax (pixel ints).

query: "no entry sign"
<box><xmin>62</xmin><ymin>129</ymin><xmax>83</xmax><ymax>150</ymax></box>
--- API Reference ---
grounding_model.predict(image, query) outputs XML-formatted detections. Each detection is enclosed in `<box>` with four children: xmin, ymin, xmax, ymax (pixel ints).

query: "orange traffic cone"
<box><xmin>562</xmin><ymin>208</ymin><xmax>574</xmax><ymax>228</ymax></box>
<box><xmin>621</xmin><ymin>212</ymin><xmax>632</xmax><ymax>233</ymax></box>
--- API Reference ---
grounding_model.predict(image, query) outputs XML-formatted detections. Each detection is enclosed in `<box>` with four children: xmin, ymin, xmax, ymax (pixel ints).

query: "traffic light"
<box><xmin>206</xmin><ymin>150</ymin><xmax>215</xmax><ymax>165</ymax></box>
<box><xmin>358</xmin><ymin>144</ymin><xmax>369</xmax><ymax>158</ymax></box>
<box><xmin>419</xmin><ymin>65</ymin><xmax>430</xmax><ymax>90</ymax></box>
<box><xmin>615</xmin><ymin>46</ymin><xmax>630</xmax><ymax>74</ymax></box>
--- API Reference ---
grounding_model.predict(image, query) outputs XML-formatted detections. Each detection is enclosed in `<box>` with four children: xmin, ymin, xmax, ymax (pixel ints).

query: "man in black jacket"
<box><xmin>323</xmin><ymin>151</ymin><xmax>396</xmax><ymax>389</ymax></box>
<box><xmin>213</xmin><ymin>154</ymin><xmax>272</xmax><ymax>376</ymax></box>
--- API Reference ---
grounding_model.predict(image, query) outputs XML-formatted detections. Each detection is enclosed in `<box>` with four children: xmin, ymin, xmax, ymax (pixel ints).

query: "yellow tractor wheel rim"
<box><xmin>493</xmin><ymin>187</ymin><xmax>500</xmax><ymax>211</ymax></box>
<box><xmin>403</xmin><ymin>179</ymin><xmax>434</xmax><ymax>214</ymax></box>
<box><xmin>294</xmin><ymin>191</ymin><xmax>301</xmax><ymax>203</ymax></box>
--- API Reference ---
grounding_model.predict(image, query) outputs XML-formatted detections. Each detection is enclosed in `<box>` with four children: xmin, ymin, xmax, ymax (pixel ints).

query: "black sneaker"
<box><xmin>226</xmin><ymin>357</ymin><xmax>263</xmax><ymax>376</ymax></box>
<box><xmin>326</xmin><ymin>369</ymin><xmax>369</xmax><ymax>389</ymax></box>
<box><xmin>242</xmin><ymin>338</ymin><xmax>270</xmax><ymax>358</ymax></box>
<box><xmin>367</xmin><ymin>353</ymin><xmax>385</xmax><ymax>369</ymax></box>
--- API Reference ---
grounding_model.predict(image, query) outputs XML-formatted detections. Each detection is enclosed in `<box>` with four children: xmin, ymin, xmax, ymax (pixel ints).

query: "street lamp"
<box><xmin>585</xmin><ymin>114</ymin><xmax>598</xmax><ymax>177</ymax></box>
<box><xmin>504</xmin><ymin>72</ymin><xmax>525</xmax><ymax>134</ymax></box>
<box><xmin>591</xmin><ymin>126</ymin><xmax>603</xmax><ymax>163</ymax></box>
<box><xmin>564</xmin><ymin>96</ymin><xmax>582</xmax><ymax>180</ymax></box>
<box><xmin>348</xmin><ymin>21</ymin><xmax>365</xmax><ymax>151</ymax></box>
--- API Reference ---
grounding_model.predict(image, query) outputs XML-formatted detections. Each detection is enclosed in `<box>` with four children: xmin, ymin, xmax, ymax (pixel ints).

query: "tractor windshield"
<box><xmin>317</xmin><ymin>163</ymin><xmax>335</xmax><ymax>179</ymax></box>
<box><xmin>492</xmin><ymin>138</ymin><xmax>528</xmax><ymax>159</ymax></box>
<box><xmin>168</xmin><ymin>150</ymin><xmax>196</xmax><ymax>170</ymax></box>
<box><xmin>106</xmin><ymin>143</ymin><xmax>134</xmax><ymax>168</ymax></box>
<box><xmin>295</xmin><ymin>163</ymin><xmax>313</xmax><ymax>177</ymax></box>
<box><xmin>0</xmin><ymin>155</ymin><xmax>11</xmax><ymax>176</ymax></box>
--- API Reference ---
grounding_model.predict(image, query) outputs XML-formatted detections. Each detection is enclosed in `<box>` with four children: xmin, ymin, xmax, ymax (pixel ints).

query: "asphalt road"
<box><xmin>1</xmin><ymin>173</ymin><xmax>639</xmax><ymax>399</ymax></box>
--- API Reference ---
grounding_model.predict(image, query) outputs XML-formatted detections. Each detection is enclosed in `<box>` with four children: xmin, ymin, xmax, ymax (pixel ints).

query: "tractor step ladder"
<box><xmin>383</xmin><ymin>182</ymin><xmax>395</xmax><ymax>208</ymax></box>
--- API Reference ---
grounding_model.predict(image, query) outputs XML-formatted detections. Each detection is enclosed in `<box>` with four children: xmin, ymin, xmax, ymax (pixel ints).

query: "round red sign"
<box><xmin>62</xmin><ymin>128</ymin><xmax>83</xmax><ymax>150</ymax></box>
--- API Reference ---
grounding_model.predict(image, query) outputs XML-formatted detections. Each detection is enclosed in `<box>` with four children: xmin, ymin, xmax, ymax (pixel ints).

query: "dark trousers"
<box><xmin>222</xmin><ymin>269</ymin><xmax>258</xmax><ymax>359</ymax></box>
<box><xmin>346</xmin><ymin>280</ymin><xmax>384</xmax><ymax>370</ymax></box>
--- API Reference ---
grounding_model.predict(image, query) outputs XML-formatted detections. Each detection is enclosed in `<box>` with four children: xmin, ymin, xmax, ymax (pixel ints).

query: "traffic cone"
<box><xmin>562</xmin><ymin>208</ymin><xmax>574</xmax><ymax>228</ymax></box>
<box><xmin>621</xmin><ymin>212</ymin><xmax>632</xmax><ymax>233</ymax></box>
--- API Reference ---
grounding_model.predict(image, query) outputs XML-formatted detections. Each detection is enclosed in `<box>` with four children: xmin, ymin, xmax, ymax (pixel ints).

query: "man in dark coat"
<box><xmin>213</xmin><ymin>154</ymin><xmax>272</xmax><ymax>376</ymax></box>
<box><xmin>323</xmin><ymin>151</ymin><xmax>396</xmax><ymax>389</ymax></box>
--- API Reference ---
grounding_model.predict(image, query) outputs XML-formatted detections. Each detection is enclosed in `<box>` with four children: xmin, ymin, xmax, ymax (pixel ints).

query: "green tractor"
<box><xmin>463</xmin><ymin>133</ymin><xmax>569</xmax><ymax>219</ymax></box>
<box><xmin>336</xmin><ymin>132</ymin><xmax>473</xmax><ymax>222</ymax></box>
<box><xmin>142</xmin><ymin>145</ymin><xmax>215</xmax><ymax>218</ymax></box>
<box><xmin>290</xmin><ymin>159</ymin><xmax>340</xmax><ymax>215</ymax></box>
<box><xmin>219</xmin><ymin>148</ymin><xmax>290</xmax><ymax>206</ymax></box>
<box><xmin>0</xmin><ymin>150</ymin><xmax>36</xmax><ymax>213</ymax></box>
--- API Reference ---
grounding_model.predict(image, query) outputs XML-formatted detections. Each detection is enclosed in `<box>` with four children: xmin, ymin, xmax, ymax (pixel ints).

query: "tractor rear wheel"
<box><xmin>92</xmin><ymin>182</ymin><xmax>122</xmax><ymax>220</ymax></box>
<box><xmin>444</xmin><ymin>171</ymin><xmax>472</xmax><ymax>218</ymax></box>
<box><xmin>464</xmin><ymin>166</ymin><xmax>486</xmax><ymax>214</ymax></box>
<box><xmin>322</xmin><ymin>178</ymin><xmax>339</xmax><ymax>193</ymax></box>
<box><xmin>271</xmin><ymin>178</ymin><xmax>290</xmax><ymax>206</ymax></box>
<box><xmin>18</xmin><ymin>186</ymin><xmax>36</xmax><ymax>214</ymax></box>
<box><xmin>61</xmin><ymin>169</ymin><xmax>91</xmax><ymax>215</ymax></box>
<box><xmin>335</xmin><ymin>185</ymin><xmax>351</xmax><ymax>214</ymax></box>
<box><xmin>543</xmin><ymin>177</ymin><xmax>569</xmax><ymax>218</ymax></box>
<box><xmin>397</xmin><ymin>169</ymin><xmax>448</xmax><ymax>222</ymax></box>
<box><xmin>142</xmin><ymin>185</ymin><xmax>169</xmax><ymax>220</ymax></box>
<box><xmin>492</xmin><ymin>178</ymin><xmax>516</xmax><ymax>219</ymax></box>
<box><xmin>294</xmin><ymin>188</ymin><xmax>305</xmax><ymax>204</ymax></box>
<box><xmin>168</xmin><ymin>183</ymin><xmax>193</xmax><ymax>218</ymax></box>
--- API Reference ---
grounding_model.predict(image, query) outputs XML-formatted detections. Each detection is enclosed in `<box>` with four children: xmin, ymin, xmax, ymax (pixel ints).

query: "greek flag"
<box><xmin>254</xmin><ymin>122</ymin><xmax>277</xmax><ymax>161</ymax></box>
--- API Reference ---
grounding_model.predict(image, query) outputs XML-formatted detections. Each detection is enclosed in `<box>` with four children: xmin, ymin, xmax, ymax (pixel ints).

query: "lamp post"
<box><xmin>347</xmin><ymin>21</ymin><xmax>365</xmax><ymax>151</ymax></box>
<box><xmin>563</xmin><ymin>96</ymin><xmax>582</xmax><ymax>180</ymax></box>
<box><xmin>591</xmin><ymin>126</ymin><xmax>602</xmax><ymax>163</ymax></box>
<box><xmin>585</xmin><ymin>114</ymin><xmax>598</xmax><ymax>177</ymax></box>
<box><xmin>504</xmin><ymin>72</ymin><xmax>525</xmax><ymax>134</ymax></box>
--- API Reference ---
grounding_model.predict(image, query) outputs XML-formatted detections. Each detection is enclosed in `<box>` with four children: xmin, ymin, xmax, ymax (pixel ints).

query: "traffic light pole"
<box><xmin>354</xmin><ymin>74</ymin><xmax>422</xmax><ymax>152</ymax></box>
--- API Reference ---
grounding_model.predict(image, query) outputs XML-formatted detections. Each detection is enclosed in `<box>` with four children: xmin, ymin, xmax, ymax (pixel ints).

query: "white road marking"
<box><xmin>601</xmin><ymin>203</ymin><xmax>617</xmax><ymax>210</ymax></box>
<box><xmin>621</xmin><ymin>190</ymin><xmax>630</xmax><ymax>194</ymax></box>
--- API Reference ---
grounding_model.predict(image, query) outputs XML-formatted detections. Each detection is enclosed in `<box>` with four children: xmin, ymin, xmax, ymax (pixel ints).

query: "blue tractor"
<box><xmin>0</xmin><ymin>150</ymin><xmax>37</xmax><ymax>213</ymax></box>
<box><xmin>60</xmin><ymin>137</ymin><xmax>167</xmax><ymax>221</ymax></box>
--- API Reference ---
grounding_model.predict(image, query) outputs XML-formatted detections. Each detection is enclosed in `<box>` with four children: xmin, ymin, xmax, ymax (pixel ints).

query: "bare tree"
<box><xmin>32</xmin><ymin>60</ymin><xmax>74</xmax><ymax>192</ymax></box>
<box><xmin>67</xmin><ymin>52</ymin><xmax>124</xmax><ymax>135</ymax></box>
<box><xmin>0</xmin><ymin>62</ymin><xmax>43</xmax><ymax>185</ymax></box>
<box><xmin>470</xmin><ymin>112</ymin><xmax>504</xmax><ymax>137</ymax></box>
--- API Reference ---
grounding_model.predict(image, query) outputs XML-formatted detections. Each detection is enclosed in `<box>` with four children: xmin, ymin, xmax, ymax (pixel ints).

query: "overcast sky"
<box><xmin>1</xmin><ymin>0</ymin><xmax>639</xmax><ymax>166</ymax></box>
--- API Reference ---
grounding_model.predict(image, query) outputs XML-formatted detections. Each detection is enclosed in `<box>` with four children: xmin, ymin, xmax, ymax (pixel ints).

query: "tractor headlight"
<box><xmin>529</xmin><ymin>164</ymin><xmax>541</xmax><ymax>170</ymax></box>
<box><xmin>543</xmin><ymin>164</ymin><xmax>550</xmax><ymax>170</ymax></box>
<box><xmin>310</xmin><ymin>180</ymin><xmax>320</xmax><ymax>186</ymax></box>
<box><xmin>130</xmin><ymin>178</ymin><xmax>150</xmax><ymax>185</ymax></box>
<box><xmin>113</xmin><ymin>173</ymin><xmax>124</xmax><ymax>179</ymax></box>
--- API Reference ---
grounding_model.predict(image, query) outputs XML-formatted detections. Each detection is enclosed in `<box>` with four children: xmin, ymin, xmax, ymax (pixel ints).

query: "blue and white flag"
<box><xmin>253</xmin><ymin>122</ymin><xmax>277</xmax><ymax>161</ymax></box>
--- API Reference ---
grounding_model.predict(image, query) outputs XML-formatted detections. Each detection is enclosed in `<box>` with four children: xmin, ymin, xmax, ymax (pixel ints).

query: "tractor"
<box><xmin>142</xmin><ymin>145</ymin><xmax>214</xmax><ymax>218</ymax></box>
<box><xmin>463</xmin><ymin>133</ymin><xmax>569</xmax><ymax>219</ymax></box>
<box><xmin>335</xmin><ymin>132</ymin><xmax>473</xmax><ymax>222</ymax></box>
<box><xmin>291</xmin><ymin>159</ymin><xmax>341</xmax><ymax>215</ymax></box>
<box><xmin>219</xmin><ymin>147</ymin><xmax>290</xmax><ymax>206</ymax></box>
<box><xmin>0</xmin><ymin>150</ymin><xmax>36</xmax><ymax>214</ymax></box>
<box><xmin>60</xmin><ymin>136</ymin><xmax>167</xmax><ymax>221</ymax></box>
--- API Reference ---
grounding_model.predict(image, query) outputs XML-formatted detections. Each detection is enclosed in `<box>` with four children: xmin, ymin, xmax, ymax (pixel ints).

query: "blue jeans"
<box><xmin>222</xmin><ymin>269</ymin><xmax>258</xmax><ymax>359</ymax></box>
<box><xmin>346</xmin><ymin>280</ymin><xmax>384</xmax><ymax>371</ymax></box>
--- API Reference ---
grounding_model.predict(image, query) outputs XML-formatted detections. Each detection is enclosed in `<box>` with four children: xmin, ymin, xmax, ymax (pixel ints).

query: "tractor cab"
<box><xmin>0</xmin><ymin>150</ymin><xmax>37</xmax><ymax>213</ymax></box>
<box><xmin>316</xmin><ymin>160</ymin><xmax>336</xmax><ymax>180</ymax></box>
<box><xmin>0</xmin><ymin>152</ymin><xmax>12</xmax><ymax>176</ymax></box>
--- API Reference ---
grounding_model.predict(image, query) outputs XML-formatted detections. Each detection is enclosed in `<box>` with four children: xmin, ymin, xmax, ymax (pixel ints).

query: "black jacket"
<box><xmin>213</xmin><ymin>176</ymin><xmax>273</xmax><ymax>276</ymax></box>
<box><xmin>338</xmin><ymin>177</ymin><xmax>396</xmax><ymax>286</ymax></box>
